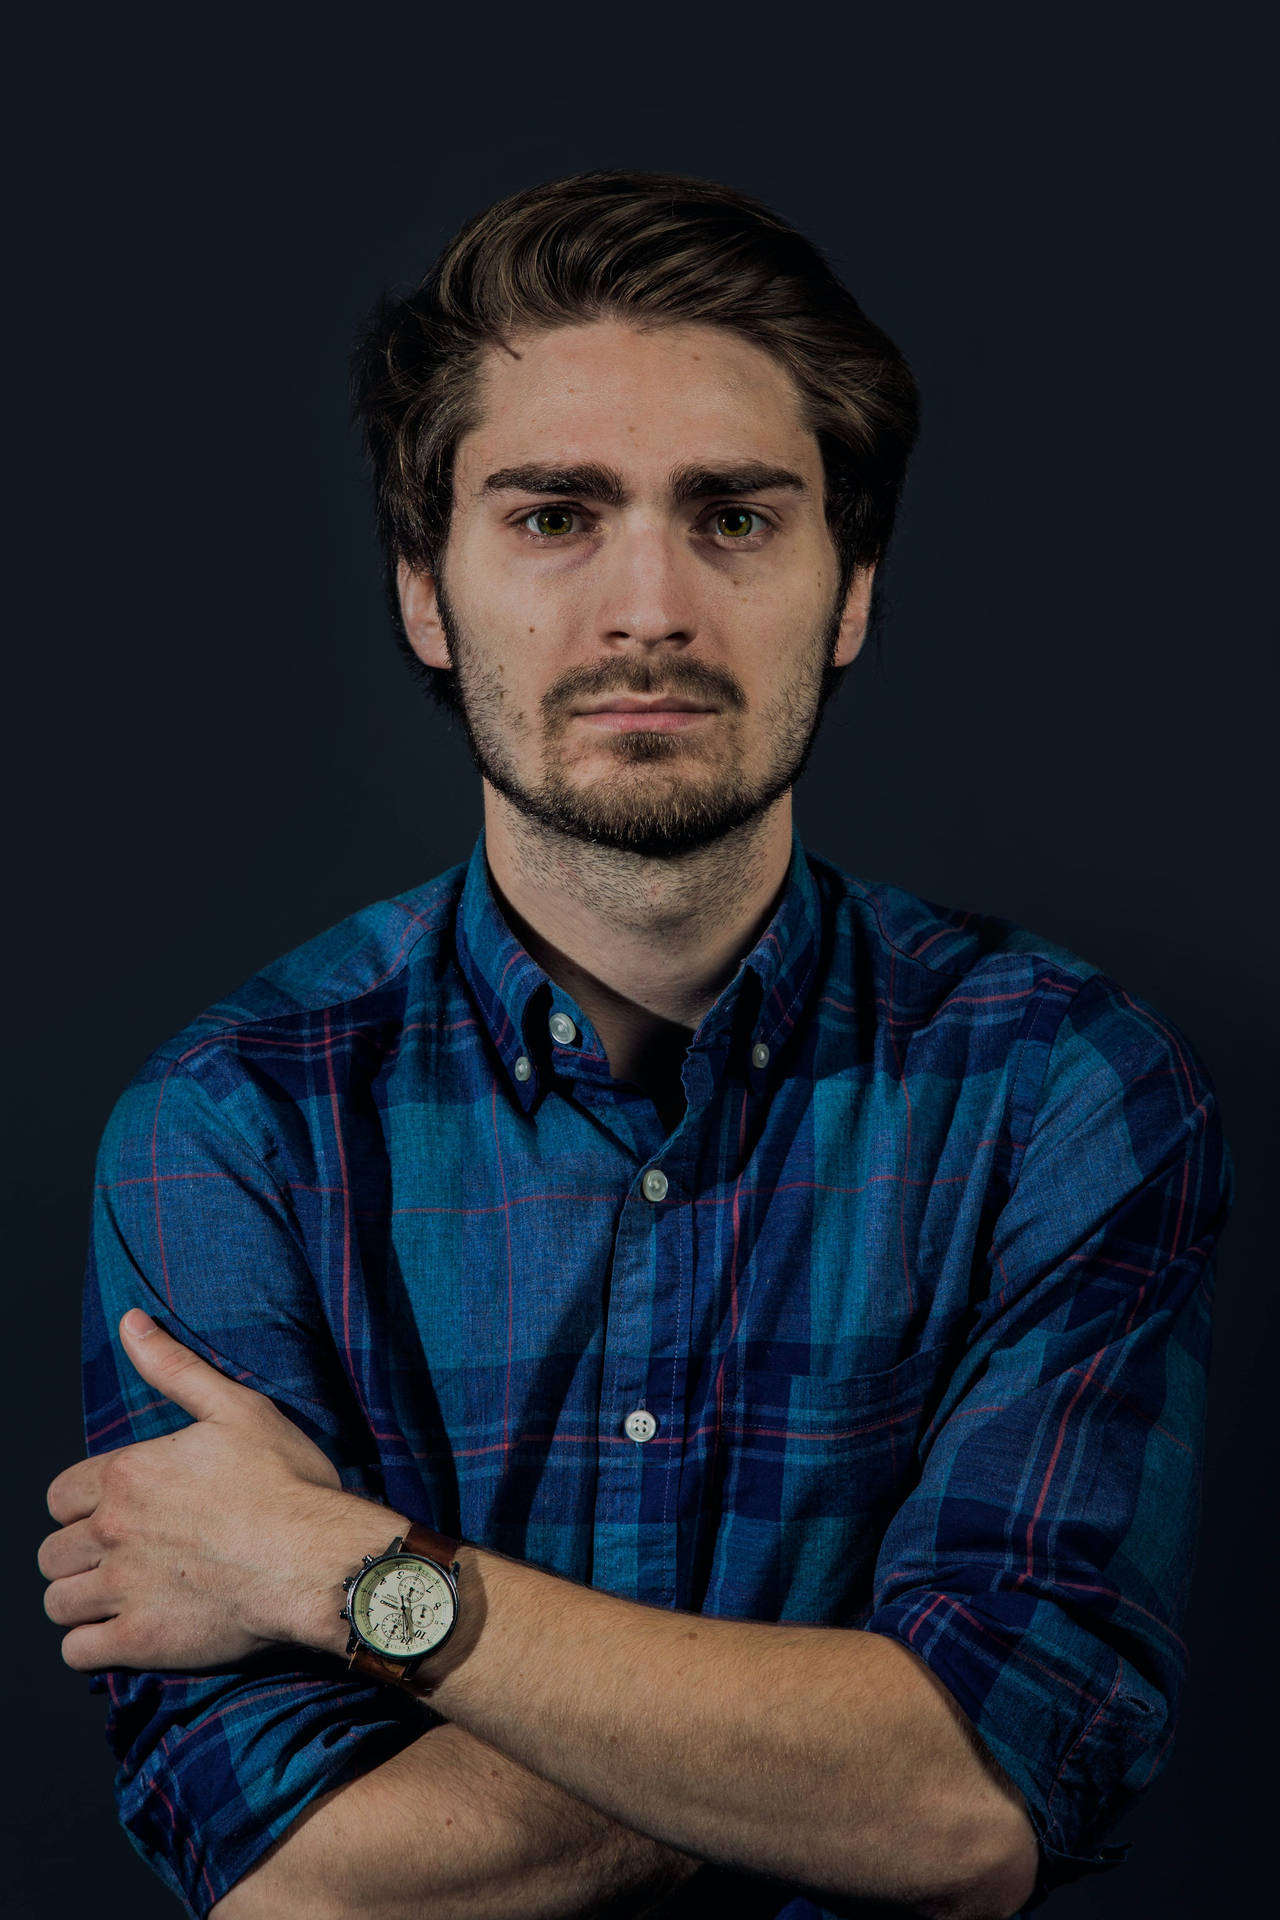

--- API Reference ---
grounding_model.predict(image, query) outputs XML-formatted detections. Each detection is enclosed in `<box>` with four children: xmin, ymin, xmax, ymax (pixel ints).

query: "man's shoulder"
<box><xmin>804</xmin><ymin>847</ymin><xmax>1219</xmax><ymax>1110</ymax></box>
<box><xmin>807</xmin><ymin>845</ymin><xmax>1107</xmax><ymax>993</ymax></box>
<box><xmin>129</xmin><ymin>857</ymin><xmax>471</xmax><ymax>1094</ymax></box>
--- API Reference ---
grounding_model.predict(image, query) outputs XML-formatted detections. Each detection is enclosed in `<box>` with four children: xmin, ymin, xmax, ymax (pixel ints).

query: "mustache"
<box><xmin>542</xmin><ymin>658</ymin><xmax>746</xmax><ymax>716</ymax></box>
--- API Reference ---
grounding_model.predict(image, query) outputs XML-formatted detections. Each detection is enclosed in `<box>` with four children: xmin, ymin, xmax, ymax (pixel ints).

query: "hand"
<box><xmin>39</xmin><ymin>1309</ymin><xmax>381</xmax><ymax>1672</ymax></box>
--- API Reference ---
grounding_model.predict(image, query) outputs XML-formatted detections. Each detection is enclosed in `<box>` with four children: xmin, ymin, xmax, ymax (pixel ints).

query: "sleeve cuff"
<box><xmin>103</xmin><ymin>1662</ymin><xmax>437</xmax><ymax>1919</ymax></box>
<box><xmin>861</xmin><ymin>1589</ymin><xmax>1161</xmax><ymax>1908</ymax></box>
<box><xmin>1020</xmin><ymin>1835</ymin><xmax>1132</xmax><ymax>1913</ymax></box>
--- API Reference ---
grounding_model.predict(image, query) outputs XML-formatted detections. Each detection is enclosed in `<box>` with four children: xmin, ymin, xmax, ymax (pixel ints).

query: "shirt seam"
<box><xmin>157</xmin><ymin>1055</ymin><xmax>300</xmax><ymax>1231</ymax></box>
<box><xmin>1043</xmin><ymin>1655</ymin><xmax>1127</xmax><ymax>1852</ymax></box>
<box><xmin>813</xmin><ymin>851</ymin><xmax>1103</xmax><ymax>990</ymax></box>
<box><xmin>1003</xmin><ymin>973</ymin><xmax>1087</xmax><ymax>1190</ymax></box>
<box><xmin>157</xmin><ymin>895</ymin><xmax>450</xmax><ymax>1063</ymax></box>
<box><xmin>137</xmin><ymin>1056</ymin><xmax>346</xmax><ymax>1429</ymax></box>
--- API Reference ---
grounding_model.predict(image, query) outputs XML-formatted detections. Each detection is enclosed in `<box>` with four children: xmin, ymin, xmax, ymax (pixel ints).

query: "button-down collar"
<box><xmin>453</xmin><ymin>828</ymin><xmax>822</xmax><ymax>1111</ymax></box>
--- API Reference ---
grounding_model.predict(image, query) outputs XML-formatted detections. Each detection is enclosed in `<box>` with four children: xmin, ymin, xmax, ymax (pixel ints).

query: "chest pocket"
<box><xmin>705</xmin><ymin>1341</ymin><xmax>953</xmax><ymax>1621</ymax></box>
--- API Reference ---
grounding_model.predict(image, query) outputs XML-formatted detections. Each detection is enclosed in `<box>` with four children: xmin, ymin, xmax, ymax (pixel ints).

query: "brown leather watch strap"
<box><xmin>349</xmin><ymin>1642</ymin><xmax>423</xmax><ymax>1685</ymax></box>
<box><xmin>399</xmin><ymin>1519</ymin><xmax>460</xmax><ymax>1568</ymax></box>
<box><xmin>347</xmin><ymin>1521</ymin><xmax>460</xmax><ymax>1686</ymax></box>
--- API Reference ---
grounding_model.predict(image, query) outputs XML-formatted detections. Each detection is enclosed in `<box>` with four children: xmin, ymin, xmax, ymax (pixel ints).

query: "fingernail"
<box><xmin>123</xmin><ymin>1309</ymin><xmax>157</xmax><ymax>1338</ymax></box>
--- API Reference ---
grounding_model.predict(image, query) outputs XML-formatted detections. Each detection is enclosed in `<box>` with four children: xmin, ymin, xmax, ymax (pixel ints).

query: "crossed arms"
<box><xmin>47</xmin><ymin>972</ymin><xmax>1233</xmax><ymax>1920</ymax></box>
<box><xmin>42</xmin><ymin>1310</ymin><xmax>1037</xmax><ymax>1920</ymax></box>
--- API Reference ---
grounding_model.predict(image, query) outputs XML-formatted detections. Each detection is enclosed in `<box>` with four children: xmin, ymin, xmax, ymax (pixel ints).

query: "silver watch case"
<box><xmin>339</xmin><ymin>1536</ymin><xmax>460</xmax><ymax>1666</ymax></box>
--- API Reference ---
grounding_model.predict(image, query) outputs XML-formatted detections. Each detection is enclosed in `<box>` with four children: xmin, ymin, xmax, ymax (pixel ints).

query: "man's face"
<box><xmin>400</xmin><ymin>319</ymin><xmax>873</xmax><ymax>858</ymax></box>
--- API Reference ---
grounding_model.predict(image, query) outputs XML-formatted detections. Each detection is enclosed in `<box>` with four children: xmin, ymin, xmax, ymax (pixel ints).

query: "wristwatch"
<box><xmin>340</xmin><ymin>1519</ymin><xmax>461</xmax><ymax>1686</ymax></box>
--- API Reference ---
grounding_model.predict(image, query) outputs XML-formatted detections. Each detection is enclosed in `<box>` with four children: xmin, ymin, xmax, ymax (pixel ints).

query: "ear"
<box><xmin>397</xmin><ymin>559</ymin><xmax>452</xmax><ymax>671</ymax></box>
<box><xmin>832</xmin><ymin>564</ymin><xmax>876</xmax><ymax>669</ymax></box>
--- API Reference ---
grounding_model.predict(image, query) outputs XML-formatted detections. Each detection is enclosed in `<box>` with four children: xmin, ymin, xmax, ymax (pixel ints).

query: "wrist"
<box><xmin>404</xmin><ymin>1539</ymin><xmax>489</xmax><ymax>1694</ymax></box>
<box><xmin>266</xmin><ymin>1488</ymin><xmax>411</xmax><ymax>1657</ymax></box>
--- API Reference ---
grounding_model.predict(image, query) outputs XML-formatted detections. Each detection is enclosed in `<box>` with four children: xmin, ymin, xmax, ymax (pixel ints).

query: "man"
<box><xmin>39</xmin><ymin>171</ymin><xmax>1233</xmax><ymax>1920</ymax></box>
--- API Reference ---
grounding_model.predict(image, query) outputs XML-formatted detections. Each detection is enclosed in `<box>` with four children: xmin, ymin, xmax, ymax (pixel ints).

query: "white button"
<box><xmin>624</xmin><ymin>1408</ymin><xmax>658</xmax><ymax>1443</ymax></box>
<box><xmin>641</xmin><ymin>1167</ymin><xmax>669</xmax><ymax>1202</ymax></box>
<box><xmin>751</xmin><ymin>1042</ymin><xmax>771</xmax><ymax>1069</ymax></box>
<box><xmin>549</xmin><ymin>1012</ymin><xmax>578</xmax><ymax>1045</ymax></box>
<box><xmin>514</xmin><ymin>1055</ymin><xmax>532</xmax><ymax>1081</ymax></box>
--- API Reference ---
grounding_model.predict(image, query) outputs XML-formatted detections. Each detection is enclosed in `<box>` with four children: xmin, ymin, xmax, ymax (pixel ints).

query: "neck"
<box><xmin>482</xmin><ymin>788</ymin><xmax>795</xmax><ymax>1093</ymax></box>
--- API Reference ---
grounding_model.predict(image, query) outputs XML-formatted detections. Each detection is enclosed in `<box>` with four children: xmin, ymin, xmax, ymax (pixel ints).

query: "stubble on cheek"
<box><xmin>466</xmin><ymin>651</ymin><xmax>533</xmax><ymax>743</ymax></box>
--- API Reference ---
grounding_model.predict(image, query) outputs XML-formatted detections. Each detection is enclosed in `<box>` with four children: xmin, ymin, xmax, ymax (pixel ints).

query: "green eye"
<box><xmin>715</xmin><ymin>508</ymin><xmax>760</xmax><ymax>539</ymax></box>
<box><xmin>527</xmin><ymin>507</ymin><xmax>577</xmax><ymax>537</ymax></box>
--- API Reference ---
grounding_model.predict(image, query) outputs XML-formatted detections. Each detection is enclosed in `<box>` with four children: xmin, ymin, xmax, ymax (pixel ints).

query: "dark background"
<box><xmin>7</xmin><ymin>8</ymin><xmax>1274</xmax><ymax>1914</ymax></box>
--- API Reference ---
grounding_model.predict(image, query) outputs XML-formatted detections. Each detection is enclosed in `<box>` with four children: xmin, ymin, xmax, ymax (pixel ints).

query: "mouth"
<box><xmin>570</xmin><ymin>696</ymin><xmax>718</xmax><ymax>734</ymax></box>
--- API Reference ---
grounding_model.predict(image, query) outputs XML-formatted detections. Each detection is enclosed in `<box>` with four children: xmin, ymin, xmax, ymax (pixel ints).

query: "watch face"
<box><xmin>349</xmin><ymin>1553</ymin><xmax>458</xmax><ymax>1661</ymax></box>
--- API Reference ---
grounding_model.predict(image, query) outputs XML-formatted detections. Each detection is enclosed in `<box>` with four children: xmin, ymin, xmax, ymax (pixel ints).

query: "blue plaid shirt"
<box><xmin>81</xmin><ymin>830</ymin><xmax>1234</xmax><ymax>1918</ymax></box>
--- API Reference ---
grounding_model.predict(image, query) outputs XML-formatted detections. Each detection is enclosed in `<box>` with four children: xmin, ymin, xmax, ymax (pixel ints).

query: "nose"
<box><xmin>594</xmin><ymin>519</ymin><xmax>699</xmax><ymax>652</ymax></box>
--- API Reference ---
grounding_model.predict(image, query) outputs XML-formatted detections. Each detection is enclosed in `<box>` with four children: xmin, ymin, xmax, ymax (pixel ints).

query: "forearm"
<box><xmin>409</xmin><ymin>1548</ymin><xmax>1037</xmax><ymax>1920</ymax></box>
<box><xmin>47</xmin><ymin>1325</ymin><xmax>1033</xmax><ymax>1920</ymax></box>
<box><xmin>210</xmin><ymin>1718</ymin><xmax>712</xmax><ymax>1920</ymax></box>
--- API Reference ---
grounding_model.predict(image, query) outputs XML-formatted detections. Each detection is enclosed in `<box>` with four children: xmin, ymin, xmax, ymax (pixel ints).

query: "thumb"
<box><xmin>119</xmin><ymin>1309</ymin><xmax>253</xmax><ymax>1423</ymax></box>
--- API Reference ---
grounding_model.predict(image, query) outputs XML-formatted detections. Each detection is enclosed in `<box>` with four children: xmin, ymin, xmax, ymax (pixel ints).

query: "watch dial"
<box><xmin>350</xmin><ymin>1555</ymin><xmax>456</xmax><ymax>1658</ymax></box>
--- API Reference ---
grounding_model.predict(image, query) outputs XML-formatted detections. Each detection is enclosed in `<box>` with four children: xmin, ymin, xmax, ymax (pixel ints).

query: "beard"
<box><xmin>435</xmin><ymin>574</ymin><xmax>847</xmax><ymax>860</ymax></box>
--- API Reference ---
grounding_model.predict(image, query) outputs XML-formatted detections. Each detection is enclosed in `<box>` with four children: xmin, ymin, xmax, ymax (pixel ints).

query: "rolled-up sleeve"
<box><xmin>862</xmin><ymin>971</ymin><xmax>1235</xmax><ymax>1910</ymax></box>
<box><xmin>82</xmin><ymin>1049</ymin><xmax>434</xmax><ymax>1920</ymax></box>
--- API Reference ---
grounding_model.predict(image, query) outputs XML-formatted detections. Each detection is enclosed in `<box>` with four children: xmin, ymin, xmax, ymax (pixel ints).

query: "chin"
<box><xmin>523</xmin><ymin>776</ymin><xmax>779</xmax><ymax>860</ymax></box>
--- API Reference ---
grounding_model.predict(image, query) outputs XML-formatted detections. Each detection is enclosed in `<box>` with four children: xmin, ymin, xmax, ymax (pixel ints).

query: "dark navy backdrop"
<box><xmin>8</xmin><ymin>9</ymin><xmax>1274</xmax><ymax>1915</ymax></box>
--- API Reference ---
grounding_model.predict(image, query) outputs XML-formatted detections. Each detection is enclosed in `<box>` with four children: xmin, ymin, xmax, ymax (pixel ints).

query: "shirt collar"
<box><xmin>453</xmin><ymin>827</ymin><xmax>823</xmax><ymax>1113</ymax></box>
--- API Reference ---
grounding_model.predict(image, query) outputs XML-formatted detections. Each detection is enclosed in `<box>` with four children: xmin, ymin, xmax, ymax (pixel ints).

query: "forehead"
<box><xmin>455</xmin><ymin>319</ymin><xmax>819</xmax><ymax>495</ymax></box>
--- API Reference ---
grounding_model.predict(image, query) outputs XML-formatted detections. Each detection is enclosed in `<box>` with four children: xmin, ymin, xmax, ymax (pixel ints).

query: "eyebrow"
<box><xmin>478</xmin><ymin>461</ymin><xmax>809</xmax><ymax>508</ymax></box>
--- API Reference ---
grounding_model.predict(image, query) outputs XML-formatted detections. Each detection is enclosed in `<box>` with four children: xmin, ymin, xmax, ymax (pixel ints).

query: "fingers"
<box><xmin>57</xmin><ymin>1620</ymin><xmax>134</xmax><ymax>1673</ymax></box>
<box><xmin>46</xmin><ymin>1455</ymin><xmax>108</xmax><ymax>1525</ymax></box>
<box><xmin>43</xmin><ymin>1566</ymin><xmax>114</xmax><ymax>1630</ymax></box>
<box><xmin>37</xmin><ymin>1517</ymin><xmax>101</xmax><ymax>1582</ymax></box>
<box><xmin>119</xmin><ymin>1310</ymin><xmax>255</xmax><ymax>1422</ymax></box>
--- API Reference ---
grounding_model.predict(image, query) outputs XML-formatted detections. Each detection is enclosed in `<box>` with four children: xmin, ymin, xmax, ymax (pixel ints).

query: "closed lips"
<box><xmin>575</xmin><ymin>698</ymin><xmax>715</xmax><ymax>713</ymax></box>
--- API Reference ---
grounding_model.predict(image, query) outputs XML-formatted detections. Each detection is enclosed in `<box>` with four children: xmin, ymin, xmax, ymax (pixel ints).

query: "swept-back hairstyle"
<box><xmin>351</xmin><ymin>169</ymin><xmax>920</xmax><ymax>712</ymax></box>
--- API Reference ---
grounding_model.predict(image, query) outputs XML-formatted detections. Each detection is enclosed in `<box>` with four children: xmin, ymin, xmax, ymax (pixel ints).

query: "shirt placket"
<box><xmin>593</xmin><ymin>1138</ymin><xmax>694</xmax><ymax>1606</ymax></box>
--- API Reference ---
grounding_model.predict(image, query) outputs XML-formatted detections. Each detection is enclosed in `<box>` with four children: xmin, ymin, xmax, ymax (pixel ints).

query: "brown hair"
<box><xmin>351</xmin><ymin>168</ymin><xmax>920</xmax><ymax>711</ymax></box>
